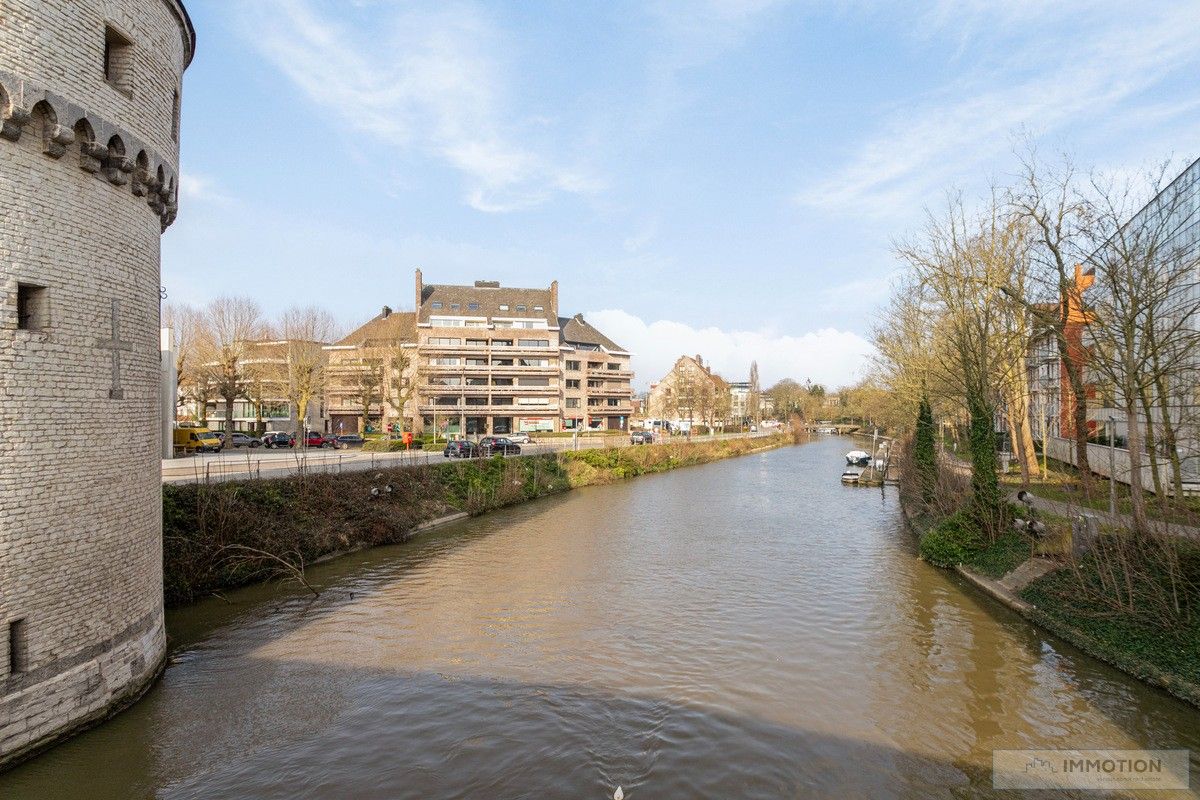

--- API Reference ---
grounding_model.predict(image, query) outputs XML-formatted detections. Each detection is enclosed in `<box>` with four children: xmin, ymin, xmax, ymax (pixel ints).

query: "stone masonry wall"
<box><xmin>0</xmin><ymin>0</ymin><xmax>192</xmax><ymax>769</ymax></box>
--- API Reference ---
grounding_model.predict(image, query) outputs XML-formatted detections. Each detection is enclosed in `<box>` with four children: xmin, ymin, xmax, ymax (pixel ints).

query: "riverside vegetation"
<box><xmin>901</xmin><ymin>404</ymin><xmax>1200</xmax><ymax>706</ymax></box>
<box><xmin>162</xmin><ymin>434</ymin><xmax>789</xmax><ymax>606</ymax></box>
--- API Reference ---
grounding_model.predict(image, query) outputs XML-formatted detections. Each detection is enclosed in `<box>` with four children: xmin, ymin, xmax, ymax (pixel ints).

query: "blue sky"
<box><xmin>164</xmin><ymin>0</ymin><xmax>1200</xmax><ymax>390</ymax></box>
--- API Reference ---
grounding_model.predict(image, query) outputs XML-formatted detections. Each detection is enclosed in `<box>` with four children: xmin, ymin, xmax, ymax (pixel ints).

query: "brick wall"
<box><xmin>0</xmin><ymin>0</ymin><xmax>193</xmax><ymax>769</ymax></box>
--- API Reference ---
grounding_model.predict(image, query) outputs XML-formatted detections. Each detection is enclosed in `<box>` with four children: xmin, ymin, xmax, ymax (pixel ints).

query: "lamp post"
<box><xmin>1107</xmin><ymin>415</ymin><xmax>1116</xmax><ymax>517</ymax></box>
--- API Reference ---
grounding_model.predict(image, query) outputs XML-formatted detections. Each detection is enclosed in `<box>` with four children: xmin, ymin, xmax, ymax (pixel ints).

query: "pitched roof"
<box><xmin>559</xmin><ymin>314</ymin><xmax>626</xmax><ymax>353</ymax></box>
<box><xmin>419</xmin><ymin>282</ymin><xmax>557</xmax><ymax>325</ymax></box>
<box><xmin>335</xmin><ymin>310</ymin><xmax>416</xmax><ymax>347</ymax></box>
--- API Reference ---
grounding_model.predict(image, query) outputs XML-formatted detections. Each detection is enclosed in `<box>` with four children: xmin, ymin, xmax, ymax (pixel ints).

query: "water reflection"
<box><xmin>2</xmin><ymin>437</ymin><xmax>1197</xmax><ymax>798</ymax></box>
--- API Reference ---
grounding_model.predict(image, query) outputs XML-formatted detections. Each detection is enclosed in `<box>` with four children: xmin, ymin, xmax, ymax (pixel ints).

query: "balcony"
<box><xmin>418</xmin><ymin>403</ymin><xmax>560</xmax><ymax>414</ymax></box>
<box><xmin>586</xmin><ymin>367</ymin><xmax>629</xmax><ymax>379</ymax></box>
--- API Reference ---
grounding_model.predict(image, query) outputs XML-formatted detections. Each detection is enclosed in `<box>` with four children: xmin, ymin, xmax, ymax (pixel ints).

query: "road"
<box><xmin>161</xmin><ymin>431</ymin><xmax>777</xmax><ymax>484</ymax></box>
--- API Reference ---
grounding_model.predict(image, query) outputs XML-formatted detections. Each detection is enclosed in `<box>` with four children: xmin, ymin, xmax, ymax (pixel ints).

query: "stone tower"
<box><xmin>0</xmin><ymin>0</ymin><xmax>194</xmax><ymax>767</ymax></box>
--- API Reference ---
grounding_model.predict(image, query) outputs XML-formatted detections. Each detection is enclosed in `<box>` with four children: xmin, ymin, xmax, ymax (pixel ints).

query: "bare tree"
<box><xmin>163</xmin><ymin>302</ymin><xmax>202</xmax><ymax>421</ymax></box>
<box><xmin>195</xmin><ymin>297</ymin><xmax>267</xmax><ymax>441</ymax></box>
<box><xmin>279</xmin><ymin>306</ymin><xmax>339</xmax><ymax>443</ymax></box>
<box><xmin>351</xmin><ymin>356</ymin><xmax>384</xmax><ymax>433</ymax></box>
<box><xmin>382</xmin><ymin>343</ymin><xmax>417</xmax><ymax>435</ymax></box>
<box><xmin>894</xmin><ymin>192</ymin><xmax>1029</xmax><ymax>532</ymax></box>
<box><xmin>1007</xmin><ymin>144</ymin><xmax>1098</xmax><ymax>492</ymax></box>
<box><xmin>1080</xmin><ymin>164</ymin><xmax>1200</xmax><ymax>532</ymax></box>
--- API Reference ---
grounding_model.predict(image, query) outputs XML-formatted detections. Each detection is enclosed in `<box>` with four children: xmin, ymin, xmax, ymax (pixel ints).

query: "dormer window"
<box><xmin>468</xmin><ymin>302</ymin><xmax>480</xmax><ymax>310</ymax></box>
<box><xmin>499</xmin><ymin>304</ymin><xmax>509</xmax><ymax>311</ymax></box>
<box><xmin>431</xmin><ymin>301</ymin><xmax>443</xmax><ymax>309</ymax></box>
<box><xmin>516</xmin><ymin>304</ymin><xmax>526</xmax><ymax>312</ymax></box>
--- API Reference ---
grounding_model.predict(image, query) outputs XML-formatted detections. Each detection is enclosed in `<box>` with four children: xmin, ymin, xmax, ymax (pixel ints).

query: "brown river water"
<box><xmin>2</xmin><ymin>437</ymin><xmax>1198</xmax><ymax>798</ymax></box>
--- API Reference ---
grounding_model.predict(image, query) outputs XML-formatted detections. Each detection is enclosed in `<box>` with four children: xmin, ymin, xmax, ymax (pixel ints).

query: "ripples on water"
<box><xmin>3</xmin><ymin>437</ymin><xmax>1198</xmax><ymax>798</ymax></box>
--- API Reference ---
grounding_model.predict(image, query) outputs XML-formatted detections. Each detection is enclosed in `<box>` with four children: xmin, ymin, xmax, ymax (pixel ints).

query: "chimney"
<box><xmin>550</xmin><ymin>280</ymin><xmax>559</xmax><ymax>315</ymax></box>
<box><xmin>414</xmin><ymin>268</ymin><xmax>423</xmax><ymax>310</ymax></box>
<box><xmin>381</xmin><ymin>305</ymin><xmax>392</xmax><ymax>318</ymax></box>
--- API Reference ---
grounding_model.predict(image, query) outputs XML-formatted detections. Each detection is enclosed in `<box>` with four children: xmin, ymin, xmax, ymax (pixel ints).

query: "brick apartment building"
<box><xmin>325</xmin><ymin>271</ymin><xmax>634</xmax><ymax>436</ymax></box>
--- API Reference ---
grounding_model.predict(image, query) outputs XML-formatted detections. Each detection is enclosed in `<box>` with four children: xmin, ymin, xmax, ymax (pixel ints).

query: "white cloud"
<box><xmin>583</xmin><ymin>309</ymin><xmax>874</xmax><ymax>391</ymax></box>
<box><xmin>796</xmin><ymin>2</ymin><xmax>1200</xmax><ymax>219</ymax></box>
<box><xmin>239</xmin><ymin>0</ymin><xmax>599</xmax><ymax>213</ymax></box>
<box><xmin>177</xmin><ymin>171</ymin><xmax>230</xmax><ymax>204</ymax></box>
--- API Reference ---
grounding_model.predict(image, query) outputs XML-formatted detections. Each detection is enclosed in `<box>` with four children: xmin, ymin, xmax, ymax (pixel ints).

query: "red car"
<box><xmin>299</xmin><ymin>430</ymin><xmax>325</xmax><ymax>448</ymax></box>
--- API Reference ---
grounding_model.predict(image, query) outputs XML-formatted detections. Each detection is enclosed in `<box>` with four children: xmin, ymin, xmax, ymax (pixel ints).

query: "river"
<box><xmin>3</xmin><ymin>437</ymin><xmax>1197</xmax><ymax>798</ymax></box>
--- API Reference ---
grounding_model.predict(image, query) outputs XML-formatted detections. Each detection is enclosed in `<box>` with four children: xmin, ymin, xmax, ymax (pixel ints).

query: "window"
<box><xmin>516</xmin><ymin>304</ymin><xmax>526</xmax><ymax>312</ymax></box>
<box><xmin>466</xmin><ymin>338</ymin><xmax>488</xmax><ymax>347</ymax></box>
<box><xmin>431</xmin><ymin>301</ymin><xmax>443</xmax><ymax>309</ymax></box>
<box><xmin>465</xmin><ymin>357</ymin><xmax>488</xmax><ymax>366</ymax></box>
<box><xmin>608</xmin><ymin>399</ymin><xmax>620</xmax><ymax>406</ymax></box>
<box><xmin>492</xmin><ymin>339</ymin><xmax>513</xmax><ymax>347</ymax></box>
<box><xmin>518</xmin><ymin>358</ymin><xmax>550</xmax><ymax>367</ymax></box>
<box><xmin>429</xmin><ymin>357</ymin><xmax>460</xmax><ymax>366</ymax></box>
<box><xmin>8</xmin><ymin>619</ymin><xmax>27</xmax><ymax>675</ymax></box>
<box><xmin>518</xmin><ymin>377</ymin><xmax>550</xmax><ymax>386</ymax></box>
<box><xmin>607</xmin><ymin>363</ymin><xmax>620</xmax><ymax>370</ymax></box>
<box><xmin>588</xmin><ymin>361</ymin><xmax>602</xmax><ymax>369</ymax></box>
<box><xmin>492</xmin><ymin>377</ymin><xmax>514</xmax><ymax>386</ymax></box>
<box><xmin>518</xmin><ymin>339</ymin><xmax>548</xmax><ymax>347</ymax></box>
<box><xmin>566</xmin><ymin>398</ymin><xmax>580</xmax><ymax>408</ymax></box>
<box><xmin>465</xmin><ymin>377</ymin><xmax>488</xmax><ymax>386</ymax></box>
<box><xmin>533</xmin><ymin>305</ymin><xmax>544</xmax><ymax>311</ymax></box>
<box><xmin>16</xmin><ymin>283</ymin><xmax>47</xmax><ymax>330</ymax></box>
<box><xmin>430</xmin><ymin>317</ymin><xmax>464</xmax><ymax>327</ymax></box>
<box><xmin>104</xmin><ymin>25</ymin><xmax>133</xmax><ymax>93</ymax></box>
<box><xmin>498</xmin><ymin>304</ymin><xmax>509</xmax><ymax>311</ymax></box>
<box><xmin>427</xmin><ymin>337</ymin><xmax>461</xmax><ymax>346</ymax></box>
<box><xmin>565</xmin><ymin>360</ymin><xmax>580</xmax><ymax>371</ymax></box>
<box><xmin>171</xmin><ymin>88</ymin><xmax>180</xmax><ymax>141</ymax></box>
<box><xmin>468</xmin><ymin>302</ymin><xmax>480</xmax><ymax>310</ymax></box>
<box><xmin>566</xmin><ymin>379</ymin><xmax>580</xmax><ymax>389</ymax></box>
<box><xmin>493</xmin><ymin>358</ymin><xmax>514</xmax><ymax>366</ymax></box>
<box><xmin>493</xmin><ymin>396</ymin><xmax>514</xmax><ymax>406</ymax></box>
<box><xmin>464</xmin><ymin>320</ymin><xmax>487</xmax><ymax>328</ymax></box>
<box><xmin>450</xmin><ymin>303</ymin><xmax>460</xmax><ymax>311</ymax></box>
<box><xmin>465</xmin><ymin>396</ymin><xmax>487</xmax><ymax>406</ymax></box>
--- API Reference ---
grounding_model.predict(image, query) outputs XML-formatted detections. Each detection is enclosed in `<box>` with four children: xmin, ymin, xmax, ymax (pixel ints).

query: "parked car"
<box><xmin>262</xmin><ymin>432</ymin><xmax>294</xmax><ymax>448</ymax></box>
<box><xmin>336</xmin><ymin>434</ymin><xmax>365</xmax><ymax>447</ymax></box>
<box><xmin>478</xmin><ymin>436</ymin><xmax>521</xmax><ymax>456</ymax></box>
<box><xmin>506</xmin><ymin>432</ymin><xmax>534</xmax><ymax>444</ymax></box>
<box><xmin>321</xmin><ymin>434</ymin><xmax>343</xmax><ymax>449</ymax></box>
<box><xmin>225</xmin><ymin>431</ymin><xmax>260</xmax><ymax>448</ymax></box>
<box><xmin>300</xmin><ymin>430</ymin><xmax>326</xmax><ymax>448</ymax></box>
<box><xmin>630</xmin><ymin>430</ymin><xmax>654</xmax><ymax>445</ymax></box>
<box><xmin>443</xmin><ymin>440</ymin><xmax>478</xmax><ymax>459</ymax></box>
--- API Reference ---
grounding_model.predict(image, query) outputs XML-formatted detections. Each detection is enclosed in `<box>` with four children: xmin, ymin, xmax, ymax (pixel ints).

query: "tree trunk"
<box><xmin>1062</xmin><ymin>352</ymin><xmax>1092</xmax><ymax>493</ymax></box>
<box><xmin>1123</xmin><ymin>394</ymin><xmax>1151</xmax><ymax>536</ymax></box>
<box><xmin>1153</xmin><ymin>372</ymin><xmax>1185</xmax><ymax>502</ymax></box>
<box><xmin>223</xmin><ymin>395</ymin><xmax>235</xmax><ymax>449</ymax></box>
<box><xmin>1137</xmin><ymin>386</ymin><xmax>1166</xmax><ymax>511</ymax></box>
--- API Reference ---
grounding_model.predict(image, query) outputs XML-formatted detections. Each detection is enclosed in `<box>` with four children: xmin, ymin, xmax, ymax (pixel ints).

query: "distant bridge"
<box><xmin>805</xmin><ymin>424</ymin><xmax>861</xmax><ymax>434</ymax></box>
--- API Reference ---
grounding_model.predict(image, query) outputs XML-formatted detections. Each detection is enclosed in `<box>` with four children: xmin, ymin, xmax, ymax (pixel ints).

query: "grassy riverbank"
<box><xmin>906</xmin><ymin>495</ymin><xmax>1200</xmax><ymax>708</ymax></box>
<box><xmin>163</xmin><ymin>434</ymin><xmax>789</xmax><ymax>606</ymax></box>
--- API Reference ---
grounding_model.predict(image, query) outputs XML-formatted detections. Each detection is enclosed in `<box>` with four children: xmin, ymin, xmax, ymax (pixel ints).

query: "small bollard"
<box><xmin>1071</xmin><ymin>514</ymin><xmax>1099</xmax><ymax>561</ymax></box>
